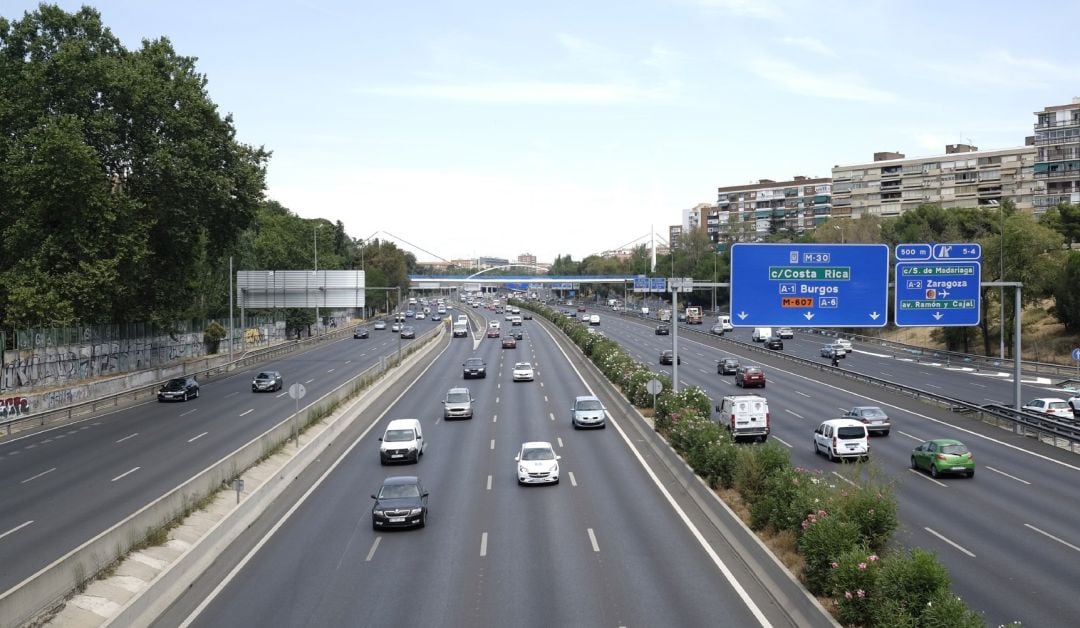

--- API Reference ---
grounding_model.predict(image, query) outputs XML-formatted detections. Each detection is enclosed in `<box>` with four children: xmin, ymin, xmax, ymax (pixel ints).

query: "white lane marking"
<box><xmin>536</xmin><ymin>323</ymin><xmax>772</xmax><ymax>627</ymax></box>
<box><xmin>971</xmin><ymin>382</ymin><xmax>987</xmax><ymax>388</ymax></box>
<box><xmin>557</xmin><ymin>437</ymin><xmax>564</xmax><ymax>448</ymax></box>
<box><xmin>275</xmin><ymin>391</ymin><xmax>288</xmax><ymax>398</ymax></box>
<box><xmin>239</xmin><ymin>409</ymin><xmax>254</xmax><ymax>417</ymax></box>
<box><xmin>21</xmin><ymin>467</ymin><xmax>57</xmax><ymax>484</ymax></box>
<box><xmin>568</xmin><ymin>471</ymin><xmax>577</xmax><ymax>487</ymax></box>
<box><xmin>115</xmin><ymin>433</ymin><xmax>138</xmax><ymax>444</ymax></box>
<box><xmin>345</xmin><ymin>360</ymin><xmax>352</xmax><ymax>364</ymax></box>
<box><xmin>53</xmin><ymin>435</ymin><xmax>65</xmax><ymax>440</ymax></box>
<box><xmin>587</xmin><ymin>528</ymin><xmax>600</xmax><ymax>552</ymax></box>
<box><xmin>549</xmin><ymin>412</ymin><xmax>555</xmax><ymax>422</ymax></box>
<box><xmin>42</xmin><ymin>438</ymin><xmax>52</xmax><ymax>444</ymax></box>
<box><xmin>1025</xmin><ymin>523</ymin><xmax>1080</xmax><ymax>553</ymax></box>
<box><xmin>772</xmin><ymin>436</ymin><xmax>792</xmax><ymax>448</ymax></box>
<box><xmin>0</xmin><ymin>520</ymin><xmax>34</xmax><ymax>541</ymax></box>
<box><xmin>897</xmin><ymin>430</ymin><xmax>922</xmax><ymax>441</ymax></box>
<box><xmin>699</xmin><ymin>369</ymin><xmax>709</xmax><ymax>375</ymax></box>
<box><xmin>480</xmin><ymin>532</ymin><xmax>488</xmax><ymax>557</ymax></box>
<box><xmin>111</xmin><ymin>467</ymin><xmax>140</xmax><ymax>482</ymax></box>
<box><xmin>225</xmin><ymin>392</ymin><xmax>238</xmax><ymax>398</ymax></box>
<box><xmin>496</xmin><ymin>397</ymin><xmax>499</xmax><ymax>404</ymax></box>
<box><xmin>786</xmin><ymin>410</ymin><xmax>803</xmax><ymax>419</ymax></box>
<box><xmin>837</xmin><ymin>407</ymin><xmax>847</xmax><ymax>413</ymax></box>
<box><xmin>796</xmin><ymin>391</ymin><xmax>811</xmax><ymax>398</ymax></box>
<box><xmin>925</xmin><ymin>383</ymin><xmax>941</xmax><ymax>389</ymax></box>
<box><xmin>544</xmin><ymin>395</ymin><xmax>549</xmax><ymax>403</ymax></box>
<box><xmin>327</xmin><ymin>369</ymin><xmax>335</xmax><ymax>374</ymax></box>
<box><xmin>486</xmin><ymin>475</ymin><xmax>492</xmax><ymax>491</ymax></box>
<box><xmin>924</xmin><ymin>527</ymin><xmax>975</xmax><ymax>557</ymax></box>
<box><xmin>25</xmin><ymin>444</ymin><xmax>36</xmax><ymax>449</ymax></box>
<box><xmin>179</xmin><ymin>408</ymin><xmax>198</xmax><ymax>417</ymax></box>
<box><xmin>493</xmin><ymin>414</ymin><xmax>497</xmax><ymax>423</ymax></box>
<box><xmin>908</xmin><ymin>468</ymin><xmax>947</xmax><ymax>487</ymax></box>
<box><xmin>985</xmin><ymin>466</ymin><xmax>1030</xmax><ymax>485</ymax></box>
<box><xmin>365</xmin><ymin>537</ymin><xmax>381</xmax><ymax>562</ymax></box>
<box><xmin>304</xmin><ymin>379</ymin><xmax>314</xmax><ymax>384</ymax></box>
<box><xmin>680</xmin><ymin>380</ymin><xmax>690</xmax><ymax>388</ymax></box>
<box><xmin>490</xmin><ymin>439</ymin><xmax>495</xmax><ymax>450</ymax></box>
<box><xmin>879</xmin><ymin>372</ymin><xmax>894</xmax><ymax>378</ymax></box>
<box><xmin>831</xmin><ymin>471</ymin><xmax>856</xmax><ymax>487</ymax></box>
<box><xmin>540</xmin><ymin>381</ymin><xmax>545</xmax><ymax>387</ymax></box>
<box><xmin>188</xmin><ymin>432</ymin><xmax>208</xmax><ymax>443</ymax></box>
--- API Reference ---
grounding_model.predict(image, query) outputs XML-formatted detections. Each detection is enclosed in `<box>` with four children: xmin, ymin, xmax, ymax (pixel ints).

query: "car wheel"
<box><xmin>827</xmin><ymin>447</ymin><xmax>836</xmax><ymax>462</ymax></box>
<box><xmin>881</xmin><ymin>430</ymin><xmax>889</xmax><ymax>437</ymax></box>
<box><xmin>372</xmin><ymin>520</ymin><xmax>380</xmax><ymax>531</ymax></box>
<box><xmin>184</xmin><ymin>390</ymin><xmax>191</xmax><ymax>401</ymax></box>
<box><xmin>930</xmin><ymin>464</ymin><xmax>939</xmax><ymax>478</ymax></box>
<box><xmin>195</xmin><ymin>388</ymin><xmax>199</xmax><ymax>399</ymax></box>
<box><xmin>418</xmin><ymin>512</ymin><xmax>427</xmax><ymax>528</ymax></box>
<box><xmin>967</xmin><ymin>470</ymin><xmax>975</xmax><ymax>478</ymax></box>
<box><xmin>910</xmin><ymin>456</ymin><xmax>918</xmax><ymax>470</ymax></box>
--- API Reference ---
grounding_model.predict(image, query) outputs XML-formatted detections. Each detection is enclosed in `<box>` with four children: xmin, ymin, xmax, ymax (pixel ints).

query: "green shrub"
<box><xmin>749</xmin><ymin>466</ymin><xmax>830</xmax><ymax>533</ymax></box>
<box><xmin>831</xmin><ymin>482</ymin><xmax>898</xmax><ymax>552</ymax></box>
<box><xmin>798</xmin><ymin>512</ymin><xmax>861</xmax><ymax>595</ymax></box>
<box><xmin>919</xmin><ymin>591</ymin><xmax>986</xmax><ymax>628</ymax></box>
<box><xmin>866</xmin><ymin>598</ymin><xmax>918</xmax><ymax>628</ymax></box>
<box><xmin>627</xmin><ymin>369</ymin><xmax>666</xmax><ymax>408</ymax></box>
<box><xmin>733</xmin><ymin>442</ymin><xmax>791</xmax><ymax>506</ymax></box>
<box><xmin>688</xmin><ymin>435</ymin><xmax>740</xmax><ymax>488</ymax></box>
<box><xmin>828</xmin><ymin>546</ymin><xmax>882</xmax><ymax>626</ymax></box>
<box><xmin>871</xmin><ymin>548</ymin><xmax>951</xmax><ymax>622</ymax></box>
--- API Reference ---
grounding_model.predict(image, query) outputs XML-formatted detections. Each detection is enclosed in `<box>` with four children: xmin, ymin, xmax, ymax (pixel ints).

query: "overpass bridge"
<box><xmin>407</xmin><ymin>274</ymin><xmax>634</xmax><ymax>296</ymax></box>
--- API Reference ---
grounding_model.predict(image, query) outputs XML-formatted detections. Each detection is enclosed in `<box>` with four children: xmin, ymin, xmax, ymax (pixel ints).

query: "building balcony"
<box><xmin>1035</xmin><ymin>117</ymin><xmax>1080</xmax><ymax>129</ymax></box>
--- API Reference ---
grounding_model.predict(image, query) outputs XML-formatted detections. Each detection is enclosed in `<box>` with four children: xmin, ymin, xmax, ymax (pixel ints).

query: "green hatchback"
<box><xmin>911</xmin><ymin>439</ymin><xmax>975</xmax><ymax>478</ymax></box>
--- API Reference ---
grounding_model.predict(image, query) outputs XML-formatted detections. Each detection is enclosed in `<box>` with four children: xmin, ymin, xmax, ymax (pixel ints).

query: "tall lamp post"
<box><xmin>313</xmin><ymin>224</ymin><xmax>320</xmax><ymax>332</ymax></box>
<box><xmin>998</xmin><ymin>201</ymin><xmax>1005</xmax><ymax>360</ymax></box>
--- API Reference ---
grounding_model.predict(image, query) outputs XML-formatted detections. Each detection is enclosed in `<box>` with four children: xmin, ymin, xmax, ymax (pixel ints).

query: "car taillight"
<box><xmin>832</xmin><ymin>436</ymin><xmax>838</xmax><ymax>449</ymax></box>
<box><xmin>765</xmin><ymin>412</ymin><xmax>770</xmax><ymax>428</ymax></box>
<box><xmin>730</xmin><ymin>414</ymin><xmax>736</xmax><ymax>428</ymax></box>
<box><xmin>935</xmin><ymin>453</ymin><xmax>947</xmax><ymax>461</ymax></box>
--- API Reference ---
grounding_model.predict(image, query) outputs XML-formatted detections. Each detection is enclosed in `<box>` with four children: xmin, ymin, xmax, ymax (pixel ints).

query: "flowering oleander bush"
<box><xmin>798</xmin><ymin>510</ymin><xmax>862</xmax><ymax>595</ymax></box>
<box><xmin>749</xmin><ymin>465</ymin><xmax>830</xmax><ymax>534</ymax></box>
<box><xmin>829</xmin><ymin>547</ymin><xmax>882</xmax><ymax>626</ymax></box>
<box><xmin>733</xmin><ymin>441</ymin><xmax>790</xmax><ymax>507</ymax></box>
<box><xmin>831</xmin><ymin>483</ymin><xmax>898</xmax><ymax>553</ymax></box>
<box><xmin>871</xmin><ymin>548</ymin><xmax>951</xmax><ymax>622</ymax></box>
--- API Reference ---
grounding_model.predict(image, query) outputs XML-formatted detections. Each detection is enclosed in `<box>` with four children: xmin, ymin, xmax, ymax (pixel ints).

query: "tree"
<box><xmin>1052</xmin><ymin>252</ymin><xmax>1080</xmax><ymax>333</ymax></box>
<box><xmin>1040</xmin><ymin>202</ymin><xmax>1080</xmax><ymax>249</ymax></box>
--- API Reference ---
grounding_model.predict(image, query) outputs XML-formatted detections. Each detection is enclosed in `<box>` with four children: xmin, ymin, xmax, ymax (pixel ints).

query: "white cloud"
<box><xmin>778</xmin><ymin>36</ymin><xmax>835</xmax><ymax>57</ymax></box>
<box><xmin>922</xmin><ymin>48</ymin><xmax>1080</xmax><ymax>89</ymax></box>
<box><xmin>643</xmin><ymin>43</ymin><xmax>684</xmax><ymax>69</ymax></box>
<box><xmin>746</xmin><ymin>57</ymin><xmax>896</xmax><ymax>103</ymax></box>
<box><xmin>556</xmin><ymin>33</ymin><xmax>620</xmax><ymax>67</ymax></box>
<box><xmin>691</xmin><ymin>0</ymin><xmax>783</xmax><ymax>20</ymax></box>
<box><xmin>359</xmin><ymin>80</ymin><xmax>675</xmax><ymax>105</ymax></box>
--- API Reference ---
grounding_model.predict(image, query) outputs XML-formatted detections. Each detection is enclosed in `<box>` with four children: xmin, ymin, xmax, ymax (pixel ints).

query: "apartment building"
<box><xmin>831</xmin><ymin>144</ymin><xmax>1038</xmax><ymax>218</ymax></box>
<box><xmin>516</xmin><ymin>252</ymin><xmax>537</xmax><ymax>267</ymax></box>
<box><xmin>716</xmin><ymin>176</ymin><xmax>832</xmax><ymax>240</ymax></box>
<box><xmin>1034</xmin><ymin>97</ymin><xmax>1080</xmax><ymax>211</ymax></box>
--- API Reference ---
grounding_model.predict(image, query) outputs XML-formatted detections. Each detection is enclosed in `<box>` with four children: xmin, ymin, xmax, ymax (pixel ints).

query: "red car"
<box><xmin>735</xmin><ymin>365</ymin><xmax>765</xmax><ymax>388</ymax></box>
<box><xmin>501</xmin><ymin>336</ymin><xmax>517</xmax><ymax>349</ymax></box>
<box><xmin>486</xmin><ymin>327</ymin><xmax>500</xmax><ymax>338</ymax></box>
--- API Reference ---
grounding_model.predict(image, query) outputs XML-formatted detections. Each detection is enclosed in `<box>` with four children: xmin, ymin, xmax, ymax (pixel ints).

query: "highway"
<box><xmin>0</xmin><ymin>316</ymin><xmax>437</xmax><ymax>594</ymax></box>
<box><xmin>585</xmin><ymin>306</ymin><xmax>1080</xmax><ymax>627</ymax></box>
<box><xmin>157</xmin><ymin>307</ymin><xmax>829</xmax><ymax>628</ymax></box>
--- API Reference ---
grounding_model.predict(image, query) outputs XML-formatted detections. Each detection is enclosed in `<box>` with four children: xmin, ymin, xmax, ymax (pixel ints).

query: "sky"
<box><xmin>4</xmin><ymin>0</ymin><xmax>1079</xmax><ymax>264</ymax></box>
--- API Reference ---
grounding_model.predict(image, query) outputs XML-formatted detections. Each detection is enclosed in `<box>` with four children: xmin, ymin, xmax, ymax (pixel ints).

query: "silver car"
<box><xmin>571</xmin><ymin>395</ymin><xmax>606</xmax><ymax>429</ymax></box>
<box><xmin>252</xmin><ymin>371</ymin><xmax>283</xmax><ymax>392</ymax></box>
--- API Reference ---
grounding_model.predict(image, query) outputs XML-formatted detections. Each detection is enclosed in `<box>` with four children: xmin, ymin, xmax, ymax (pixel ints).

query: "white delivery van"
<box><xmin>752</xmin><ymin>327</ymin><xmax>773</xmax><ymax>342</ymax></box>
<box><xmin>716</xmin><ymin>395</ymin><xmax>770</xmax><ymax>442</ymax></box>
<box><xmin>589</xmin><ymin>314</ymin><xmax>600</xmax><ymax>326</ymax></box>
<box><xmin>452</xmin><ymin>320</ymin><xmax>469</xmax><ymax>338</ymax></box>
<box><xmin>813</xmin><ymin>419</ymin><xmax>869</xmax><ymax>462</ymax></box>
<box><xmin>379</xmin><ymin>418</ymin><xmax>424</xmax><ymax>464</ymax></box>
<box><xmin>717</xmin><ymin>315</ymin><xmax>733</xmax><ymax>332</ymax></box>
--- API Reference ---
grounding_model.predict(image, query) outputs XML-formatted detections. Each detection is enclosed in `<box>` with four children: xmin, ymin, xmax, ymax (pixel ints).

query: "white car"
<box><xmin>391</xmin><ymin>322</ymin><xmax>403</xmax><ymax>332</ymax></box>
<box><xmin>1069</xmin><ymin>393</ymin><xmax>1080</xmax><ymax>417</ymax></box>
<box><xmin>512</xmin><ymin>362</ymin><xmax>535</xmax><ymax>382</ymax></box>
<box><xmin>813</xmin><ymin>418</ymin><xmax>869</xmax><ymax>462</ymax></box>
<box><xmin>776</xmin><ymin>327</ymin><xmax>794</xmax><ymax>339</ymax></box>
<box><xmin>373</xmin><ymin>320</ymin><xmax>387</xmax><ymax>330</ymax></box>
<box><xmin>1022</xmin><ymin>397</ymin><xmax>1073</xmax><ymax>420</ymax></box>
<box><xmin>515</xmin><ymin>441</ymin><xmax>560</xmax><ymax>485</ymax></box>
<box><xmin>835</xmin><ymin>338</ymin><xmax>853</xmax><ymax>351</ymax></box>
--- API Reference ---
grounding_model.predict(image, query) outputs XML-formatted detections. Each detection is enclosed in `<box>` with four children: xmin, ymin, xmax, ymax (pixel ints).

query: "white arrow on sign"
<box><xmin>804</xmin><ymin>312</ymin><xmax>814</xmax><ymax>320</ymax></box>
<box><xmin>869</xmin><ymin>312</ymin><xmax>880</xmax><ymax>320</ymax></box>
<box><xmin>738</xmin><ymin>311</ymin><xmax>748</xmax><ymax>320</ymax></box>
<box><xmin>933</xmin><ymin>312</ymin><xmax>944</xmax><ymax>320</ymax></box>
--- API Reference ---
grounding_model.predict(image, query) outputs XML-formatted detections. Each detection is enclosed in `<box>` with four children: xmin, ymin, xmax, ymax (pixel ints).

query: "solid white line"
<box><xmin>549</xmin><ymin>412</ymin><xmax>555</xmax><ymax>422</ymax></box>
<box><xmin>985</xmin><ymin>466</ymin><xmax>1031</xmax><ymax>485</ymax></box>
<box><xmin>115</xmin><ymin>433</ymin><xmax>138</xmax><ymax>444</ymax></box>
<box><xmin>924</xmin><ymin>527</ymin><xmax>975</xmax><ymax>557</ymax></box>
<box><xmin>111</xmin><ymin>467</ymin><xmax>140</xmax><ymax>482</ymax></box>
<box><xmin>490</xmin><ymin>439</ymin><xmax>495</xmax><ymax>450</ymax></box>
<box><xmin>486</xmin><ymin>475</ymin><xmax>492</xmax><ymax>490</ymax></box>
<box><xmin>557</xmin><ymin>437</ymin><xmax>564</xmax><ymax>448</ymax></box>
<box><xmin>587</xmin><ymin>527</ymin><xmax>600</xmax><ymax>552</ymax></box>
<box><xmin>568</xmin><ymin>471</ymin><xmax>577</xmax><ymax>487</ymax></box>
<box><xmin>365</xmin><ymin>537</ymin><xmax>381</xmax><ymax>562</ymax></box>
<box><xmin>786</xmin><ymin>410</ymin><xmax>803</xmax><ymax>419</ymax></box>
<box><xmin>1024</xmin><ymin>523</ymin><xmax>1080</xmax><ymax>553</ymax></box>
<box><xmin>303</xmin><ymin>378</ymin><xmax>314</xmax><ymax>384</ymax></box>
<box><xmin>239</xmin><ymin>409</ymin><xmax>254</xmax><ymax>417</ymax></box>
<box><xmin>21</xmin><ymin>467</ymin><xmax>56</xmax><ymax>484</ymax></box>
<box><xmin>831</xmin><ymin>471</ymin><xmax>856</xmax><ymax>487</ymax></box>
<box><xmin>907</xmin><ymin>468</ymin><xmax>947</xmax><ymax>487</ymax></box>
<box><xmin>480</xmin><ymin>532</ymin><xmax>488</xmax><ymax>557</ymax></box>
<box><xmin>796</xmin><ymin>391</ymin><xmax>811</xmax><ymax>398</ymax></box>
<box><xmin>772</xmin><ymin>436</ymin><xmax>792</xmax><ymax>448</ymax></box>
<box><xmin>179</xmin><ymin>408</ymin><xmax>198</xmax><ymax>417</ymax></box>
<box><xmin>188</xmin><ymin>432</ymin><xmax>208</xmax><ymax>443</ymax></box>
<box><xmin>0</xmin><ymin>521</ymin><xmax>34</xmax><ymax>541</ymax></box>
<box><xmin>897</xmin><ymin>430</ymin><xmax>922</xmax><ymax>441</ymax></box>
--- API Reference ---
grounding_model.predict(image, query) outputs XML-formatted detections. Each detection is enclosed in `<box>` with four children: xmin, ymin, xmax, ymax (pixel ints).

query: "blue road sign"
<box><xmin>1072</xmin><ymin>347</ymin><xmax>1080</xmax><ymax>362</ymax></box>
<box><xmin>729</xmin><ymin>243</ymin><xmax>889</xmax><ymax>327</ymax></box>
<box><xmin>633</xmin><ymin>276</ymin><xmax>648</xmax><ymax>292</ymax></box>
<box><xmin>650</xmin><ymin>277</ymin><xmax>667</xmax><ymax>293</ymax></box>
<box><xmin>894</xmin><ymin>242</ymin><xmax>981</xmax><ymax>327</ymax></box>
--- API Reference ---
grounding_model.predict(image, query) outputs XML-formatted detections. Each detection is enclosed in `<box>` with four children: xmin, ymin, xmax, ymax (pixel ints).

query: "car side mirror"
<box><xmin>371</xmin><ymin>494</ymin><xmax>377</xmax><ymax>499</ymax></box>
<box><xmin>422</xmin><ymin>491</ymin><xmax>429</xmax><ymax>497</ymax></box>
<box><xmin>556</xmin><ymin>455</ymin><xmax>562</xmax><ymax>460</ymax></box>
<box><xmin>514</xmin><ymin>455</ymin><xmax>520</xmax><ymax>462</ymax></box>
<box><xmin>377</xmin><ymin>437</ymin><xmax>383</xmax><ymax>441</ymax></box>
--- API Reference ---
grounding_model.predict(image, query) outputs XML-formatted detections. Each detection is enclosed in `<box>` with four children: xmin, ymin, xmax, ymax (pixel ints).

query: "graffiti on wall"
<box><xmin>0</xmin><ymin>396</ymin><xmax>30</xmax><ymax>420</ymax></box>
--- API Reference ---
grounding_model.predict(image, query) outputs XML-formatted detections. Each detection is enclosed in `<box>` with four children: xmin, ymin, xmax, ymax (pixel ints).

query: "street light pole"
<box><xmin>314</xmin><ymin>224</ymin><xmax>319</xmax><ymax>333</ymax></box>
<box><xmin>999</xmin><ymin>202</ymin><xmax>1006</xmax><ymax>360</ymax></box>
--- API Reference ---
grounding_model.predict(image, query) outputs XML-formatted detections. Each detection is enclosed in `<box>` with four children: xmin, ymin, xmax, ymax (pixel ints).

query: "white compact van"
<box><xmin>813</xmin><ymin>419</ymin><xmax>869</xmax><ymax>462</ymax></box>
<box><xmin>379</xmin><ymin>418</ymin><xmax>424</xmax><ymax>464</ymax></box>
<box><xmin>752</xmin><ymin>327</ymin><xmax>773</xmax><ymax>342</ymax></box>
<box><xmin>716</xmin><ymin>395</ymin><xmax>770</xmax><ymax>442</ymax></box>
<box><xmin>589</xmin><ymin>314</ymin><xmax>600</xmax><ymax>326</ymax></box>
<box><xmin>717</xmin><ymin>315</ymin><xmax>733</xmax><ymax>332</ymax></box>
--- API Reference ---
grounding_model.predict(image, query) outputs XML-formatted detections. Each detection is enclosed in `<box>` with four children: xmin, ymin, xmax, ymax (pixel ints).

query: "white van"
<box><xmin>752</xmin><ymin>327</ymin><xmax>773</xmax><ymax>342</ymax></box>
<box><xmin>716</xmin><ymin>395</ymin><xmax>770</xmax><ymax>442</ymax></box>
<box><xmin>813</xmin><ymin>419</ymin><xmax>869</xmax><ymax>462</ymax></box>
<box><xmin>589</xmin><ymin>314</ymin><xmax>600</xmax><ymax>326</ymax></box>
<box><xmin>717</xmin><ymin>315</ymin><xmax>733</xmax><ymax>332</ymax></box>
<box><xmin>379</xmin><ymin>418</ymin><xmax>424</xmax><ymax>464</ymax></box>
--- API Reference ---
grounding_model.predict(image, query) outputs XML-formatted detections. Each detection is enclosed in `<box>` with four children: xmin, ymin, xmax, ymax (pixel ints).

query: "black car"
<box><xmin>764</xmin><ymin>337</ymin><xmax>784</xmax><ymax>350</ymax></box>
<box><xmin>522</xmin><ymin>312</ymin><xmax>533</xmax><ymax>320</ymax></box>
<box><xmin>354</xmin><ymin>327</ymin><xmax>369</xmax><ymax>339</ymax></box>
<box><xmin>659</xmin><ymin>350</ymin><xmax>681</xmax><ymax>365</ymax></box>
<box><xmin>158</xmin><ymin>376</ymin><xmax>199</xmax><ymax>402</ymax></box>
<box><xmin>655</xmin><ymin>325</ymin><xmax>670</xmax><ymax>335</ymax></box>
<box><xmin>511</xmin><ymin>328</ymin><xmax>524</xmax><ymax>340</ymax></box>
<box><xmin>251</xmin><ymin>371</ymin><xmax>283</xmax><ymax>392</ymax></box>
<box><xmin>463</xmin><ymin>357</ymin><xmax>487</xmax><ymax>379</ymax></box>
<box><xmin>371</xmin><ymin>476</ymin><xmax>428</xmax><ymax>530</ymax></box>
<box><xmin>717</xmin><ymin>357</ymin><xmax>739</xmax><ymax>375</ymax></box>
<box><xmin>400</xmin><ymin>326</ymin><xmax>416</xmax><ymax>339</ymax></box>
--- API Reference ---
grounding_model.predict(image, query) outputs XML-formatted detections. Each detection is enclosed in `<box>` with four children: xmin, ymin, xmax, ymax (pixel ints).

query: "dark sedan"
<box><xmin>371</xmin><ymin>476</ymin><xmax>428</xmax><ymax>530</ymax></box>
<box><xmin>399</xmin><ymin>326</ymin><xmax>416</xmax><ymax>339</ymax></box>
<box><xmin>511</xmin><ymin>328</ymin><xmax>524</xmax><ymax>340</ymax></box>
<box><xmin>462</xmin><ymin>358</ymin><xmax>487</xmax><ymax>379</ymax></box>
<box><xmin>764</xmin><ymin>337</ymin><xmax>784</xmax><ymax>350</ymax></box>
<box><xmin>251</xmin><ymin>371</ymin><xmax>283</xmax><ymax>393</ymax></box>
<box><xmin>655</xmin><ymin>325</ymin><xmax>670</xmax><ymax>335</ymax></box>
<box><xmin>501</xmin><ymin>336</ymin><xmax>517</xmax><ymax>349</ymax></box>
<box><xmin>659</xmin><ymin>350</ymin><xmax>681</xmax><ymax>365</ymax></box>
<box><xmin>354</xmin><ymin>327</ymin><xmax>369</xmax><ymax>339</ymax></box>
<box><xmin>717</xmin><ymin>357</ymin><xmax>739</xmax><ymax>375</ymax></box>
<box><xmin>158</xmin><ymin>376</ymin><xmax>199</xmax><ymax>402</ymax></box>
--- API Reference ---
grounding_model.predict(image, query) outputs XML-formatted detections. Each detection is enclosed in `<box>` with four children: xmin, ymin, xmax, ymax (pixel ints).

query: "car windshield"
<box><xmin>466</xmin><ymin>359</ymin><xmax>483</xmax><ymax>366</ymax></box>
<box><xmin>256</xmin><ymin>373</ymin><xmax>273</xmax><ymax>379</ymax></box>
<box><xmin>837</xmin><ymin>427</ymin><xmax>866</xmax><ymax>439</ymax></box>
<box><xmin>384</xmin><ymin>429</ymin><xmax>415</xmax><ymax>442</ymax></box>
<box><xmin>745</xmin><ymin>368</ymin><xmax>762</xmax><ymax>375</ymax></box>
<box><xmin>447</xmin><ymin>392</ymin><xmax>469</xmax><ymax>403</ymax></box>
<box><xmin>515</xmin><ymin>363</ymin><xmax>531</xmax><ymax>370</ymax></box>
<box><xmin>521</xmin><ymin>447</ymin><xmax>555</xmax><ymax>461</ymax></box>
<box><xmin>1047</xmin><ymin>401</ymin><xmax>1068</xmax><ymax>410</ymax></box>
<box><xmin>940</xmin><ymin>444</ymin><xmax>970</xmax><ymax>455</ymax></box>
<box><xmin>379</xmin><ymin>484</ymin><xmax>420</xmax><ymax>499</ymax></box>
<box><xmin>164</xmin><ymin>379</ymin><xmax>186</xmax><ymax>390</ymax></box>
<box><xmin>577</xmin><ymin>400</ymin><xmax>603</xmax><ymax>411</ymax></box>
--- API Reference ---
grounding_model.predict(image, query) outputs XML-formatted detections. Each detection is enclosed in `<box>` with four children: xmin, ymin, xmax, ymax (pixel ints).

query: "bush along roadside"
<box><xmin>514</xmin><ymin>299</ymin><xmax>1015</xmax><ymax>627</ymax></box>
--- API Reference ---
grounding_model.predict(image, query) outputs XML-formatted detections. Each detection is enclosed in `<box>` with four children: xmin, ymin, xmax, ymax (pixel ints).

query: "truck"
<box><xmin>452</xmin><ymin>320</ymin><xmax>469</xmax><ymax>338</ymax></box>
<box><xmin>686</xmin><ymin>307</ymin><xmax>703</xmax><ymax>324</ymax></box>
<box><xmin>658</xmin><ymin>309</ymin><xmax>672</xmax><ymax>322</ymax></box>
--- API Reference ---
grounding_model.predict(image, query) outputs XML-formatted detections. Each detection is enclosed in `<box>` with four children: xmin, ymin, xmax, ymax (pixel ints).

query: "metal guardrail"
<box><xmin>596</xmin><ymin>305</ymin><xmax>1080</xmax><ymax>454</ymax></box>
<box><xmin>1</xmin><ymin>323</ymin><xmax>368</xmax><ymax>437</ymax></box>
